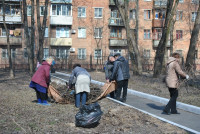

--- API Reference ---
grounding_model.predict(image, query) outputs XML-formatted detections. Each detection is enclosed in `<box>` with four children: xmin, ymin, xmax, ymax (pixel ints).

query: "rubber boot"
<box><xmin>37</xmin><ymin>98</ymin><xmax>42</xmax><ymax>104</ymax></box>
<box><xmin>42</xmin><ymin>100</ymin><xmax>51</xmax><ymax>106</ymax></box>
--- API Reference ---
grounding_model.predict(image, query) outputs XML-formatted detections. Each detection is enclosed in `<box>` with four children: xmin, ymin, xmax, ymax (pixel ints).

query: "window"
<box><xmin>43</xmin><ymin>48</ymin><xmax>49</xmax><ymax>58</ymax></box>
<box><xmin>144</xmin><ymin>10</ymin><xmax>151</xmax><ymax>19</ymax></box>
<box><xmin>44</xmin><ymin>27</ymin><xmax>48</xmax><ymax>37</ymax></box>
<box><xmin>143</xmin><ymin>49</ymin><xmax>150</xmax><ymax>59</ymax></box>
<box><xmin>179</xmin><ymin>0</ymin><xmax>184</xmax><ymax>3</ymax></box>
<box><xmin>192</xmin><ymin>12</ymin><xmax>197</xmax><ymax>22</ymax></box>
<box><xmin>176</xmin><ymin>30</ymin><xmax>183</xmax><ymax>40</ymax></box>
<box><xmin>56</xmin><ymin>27</ymin><xmax>70</xmax><ymax>38</ymax></box>
<box><xmin>153</xmin><ymin>28</ymin><xmax>162</xmax><ymax>40</ymax></box>
<box><xmin>24</xmin><ymin>48</ymin><xmax>28</xmax><ymax>58</ymax></box>
<box><xmin>40</xmin><ymin>6</ymin><xmax>46</xmax><ymax>16</ymax></box>
<box><xmin>78</xmin><ymin>7</ymin><xmax>86</xmax><ymax>17</ymax></box>
<box><xmin>94</xmin><ymin>8</ymin><xmax>103</xmax><ymax>18</ymax></box>
<box><xmin>78</xmin><ymin>48</ymin><xmax>86</xmax><ymax>59</ymax></box>
<box><xmin>27</xmin><ymin>6</ymin><xmax>32</xmax><ymax>16</ymax></box>
<box><xmin>1</xmin><ymin>28</ymin><xmax>6</xmax><ymax>37</ymax></box>
<box><xmin>176</xmin><ymin>11</ymin><xmax>183</xmax><ymax>21</ymax></box>
<box><xmin>144</xmin><ymin>29</ymin><xmax>151</xmax><ymax>39</ymax></box>
<box><xmin>51</xmin><ymin>4</ymin><xmax>71</xmax><ymax>16</ymax></box>
<box><xmin>110</xmin><ymin>49</ymin><xmax>122</xmax><ymax>56</ymax></box>
<box><xmin>56</xmin><ymin>48</ymin><xmax>69</xmax><ymax>58</ymax></box>
<box><xmin>110</xmin><ymin>28</ymin><xmax>122</xmax><ymax>38</ymax></box>
<box><xmin>195</xmin><ymin>50</ymin><xmax>198</xmax><ymax>59</ymax></box>
<box><xmin>130</xmin><ymin>9</ymin><xmax>136</xmax><ymax>19</ymax></box>
<box><xmin>94</xmin><ymin>49</ymin><xmax>102</xmax><ymax>59</ymax></box>
<box><xmin>155</xmin><ymin>10</ymin><xmax>165</xmax><ymax>19</ymax></box>
<box><xmin>191</xmin><ymin>0</ymin><xmax>199</xmax><ymax>4</ymax></box>
<box><xmin>78</xmin><ymin>28</ymin><xmax>86</xmax><ymax>38</ymax></box>
<box><xmin>94</xmin><ymin>28</ymin><xmax>102</xmax><ymax>38</ymax></box>
<box><xmin>2</xmin><ymin>49</ymin><xmax>16</xmax><ymax>58</ymax></box>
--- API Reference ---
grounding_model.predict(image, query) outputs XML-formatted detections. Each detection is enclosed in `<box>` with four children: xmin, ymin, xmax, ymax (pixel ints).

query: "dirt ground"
<box><xmin>0</xmin><ymin>70</ymin><xmax>189</xmax><ymax>133</ymax></box>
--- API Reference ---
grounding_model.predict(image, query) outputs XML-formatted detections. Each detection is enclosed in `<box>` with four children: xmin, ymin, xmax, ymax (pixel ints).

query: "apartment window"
<box><xmin>130</xmin><ymin>9</ymin><xmax>136</xmax><ymax>19</ymax></box>
<box><xmin>2</xmin><ymin>49</ymin><xmax>16</xmax><ymax>58</ymax></box>
<box><xmin>143</xmin><ymin>49</ymin><xmax>150</xmax><ymax>59</ymax></box>
<box><xmin>176</xmin><ymin>11</ymin><xmax>183</xmax><ymax>21</ymax></box>
<box><xmin>44</xmin><ymin>27</ymin><xmax>48</xmax><ymax>37</ymax></box>
<box><xmin>179</xmin><ymin>0</ymin><xmax>184</xmax><ymax>3</ymax></box>
<box><xmin>1</xmin><ymin>28</ymin><xmax>6</xmax><ymax>37</ymax></box>
<box><xmin>192</xmin><ymin>12</ymin><xmax>197</xmax><ymax>22</ymax></box>
<box><xmin>153</xmin><ymin>28</ymin><xmax>162</xmax><ymax>40</ymax></box>
<box><xmin>78</xmin><ymin>48</ymin><xmax>86</xmax><ymax>59</ymax></box>
<box><xmin>56</xmin><ymin>27</ymin><xmax>70</xmax><ymax>38</ymax></box>
<box><xmin>191</xmin><ymin>0</ymin><xmax>199</xmax><ymax>4</ymax></box>
<box><xmin>94</xmin><ymin>28</ymin><xmax>102</xmax><ymax>38</ymax></box>
<box><xmin>94</xmin><ymin>49</ymin><xmax>102</xmax><ymax>59</ymax></box>
<box><xmin>144</xmin><ymin>10</ymin><xmax>151</xmax><ymax>19</ymax></box>
<box><xmin>110</xmin><ymin>28</ymin><xmax>122</xmax><ymax>38</ymax></box>
<box><xmin>78</xmin><ymin>28</ymin><xmax>86</xmax><ymax>38</ymax></box>
<box><xmin>110</xmin><ymin>49</ymin><xmax>122</xmax><ymax>56</ymax></box>
<box><xmin>155</xmin><ymin>10</ymin><xmax>165</xmax><ymax>19</ymax></box>
<box><xmin>94</xmin><ymin>8</ymin><xmax>103</xmax><ymax>18</ymax></box>
<box><xmin>43</xmin><ymin>48</ymin><xmax>49</xmax><ymax>58</ymax></box>
<box><xmin>144</xmin><ymin>29</ymin><xmax>151</xmax><ymax>39</ymax></box>
<box><xmin>78</xmin><ymin>7</ymin><xmax>86</xmax><ymax>17</ymax></box>
<box><xmin>0</xmin><ymin>5</ymin><xmax>2</xmax><ymax>15</ymax></box>
<box><xmin>51</xmin><ymin>4</ymin><xmax>71</xmax><ymax>16</ymax></box>
<box><xmin>40</xmin><ymin>6</ymin><xmax>47</xmax><ymax>16</ymax></box>
<box><xmin>56</xmin><ymin>48</ymin><xmax>69</xmax><ymax>58</ymax></box>
<box><xmin>27</xmin><ymin>6</ymin><xmax>32</xmax><ymax>16</ymax></box>
<box><xmin>195</xmin><ymin>50</ymin><xmax>198</xmax><ymax>59</ymax></box>
<box><xmin>24</xmin><ymin>48</ymin><xmax>28</xmax><ymax>58</ymax></box>
<box><xmin>176</xmin><ymin>30</ymin><xmax>183</xmax><ymax>40</ymax></box>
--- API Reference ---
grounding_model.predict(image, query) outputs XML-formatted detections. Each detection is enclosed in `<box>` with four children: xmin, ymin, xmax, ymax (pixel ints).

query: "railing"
<box><xmin>0</xmin><ymin>36</ymin><xmax>22</xmax><ymax>46</ymax></box>
<box><xmin>109</xmin><ymin>39</ymin><xmax>127</xmax><ymax>47</ymax></box>
<box><xmin>50</xmin><ymin>0</ymin><xmax>72</xmax><ymax>3</ymax></box>
<box><xmin>109</xmin><ymin>18</ymin><xmax>124</xmax><ymax>26</ymax></box>
<box><xmin>50</xmin><ymin>38</ymin><xmax>72</xmax><ymax>46</ymax></box>
<box><xmin>154</xmin><ymin>0</ymin><xmax>167</xmax><ymax>8</ymax></box>
<box><xmin>0</xmin><ymin>16</ymin><xmax>22</xmax><ymax>23</ymax></box>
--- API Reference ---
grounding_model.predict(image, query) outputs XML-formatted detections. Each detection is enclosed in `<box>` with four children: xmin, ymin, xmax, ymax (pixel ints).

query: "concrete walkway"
<box><xmin>52</xmin><ymin>72</ymin><xmax>200</xmax><ymax>133</ymax></box>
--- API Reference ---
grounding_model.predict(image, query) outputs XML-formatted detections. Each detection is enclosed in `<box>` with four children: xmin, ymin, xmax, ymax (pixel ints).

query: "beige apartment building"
<box><xmin>0</xmin><ymin>0</ymin><xmax>199</xmax><ymax>70</ymax></box>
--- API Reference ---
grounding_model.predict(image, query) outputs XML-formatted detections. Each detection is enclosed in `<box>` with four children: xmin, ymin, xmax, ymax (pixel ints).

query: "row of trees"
<box><xmin>2</xmin><ymin>0</ymin><xmax>200</xmax><ymax>78</ymax></box>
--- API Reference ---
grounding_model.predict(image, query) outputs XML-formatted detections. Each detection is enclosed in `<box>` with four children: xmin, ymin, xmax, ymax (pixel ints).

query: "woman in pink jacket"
<box><xmin>163</xmin><ymin>53</ymin><xmax>189</xmax><ymax>115</ymax></box>
<box><xmin>29</xmin><ymin>57</ymin><xmax>55</xmax><ymax>106</ymax></box>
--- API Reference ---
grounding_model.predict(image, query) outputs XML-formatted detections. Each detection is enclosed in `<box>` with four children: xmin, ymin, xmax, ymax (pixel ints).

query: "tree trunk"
<box><xmin>185</xmin><ymin>2</ymin><xmax>200</xmax><ymax>71</ymax></box>
<box><xmin>115</xmin><ymin>0</ymin><xmax>142</xmax><ymax>75</ymax></box>
<box><xmin>2</xmin><ymin>0</ymin><xmax>14</xmax><ymax>78</ymax></box>
<box><xmin>37</xmin><ymin>0</ymin><xmax>48</xmax><ymax>63</ymax></box>
<box><xmin>153</xmin><ymin>0</ymin><xmax>179</xmax><ymax>77</ymax></box>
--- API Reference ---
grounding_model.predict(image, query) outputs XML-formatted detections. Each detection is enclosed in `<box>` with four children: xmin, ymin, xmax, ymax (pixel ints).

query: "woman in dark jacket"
<box><xmin>29</xmin><ymin>57</ymin><xmax>54</xmax><ymax>106</ymax></box>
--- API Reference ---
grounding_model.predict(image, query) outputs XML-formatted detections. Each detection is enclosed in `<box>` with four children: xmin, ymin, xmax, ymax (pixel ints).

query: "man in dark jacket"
<box><xmin>110</xmin><ymin>53</ymin><xmax>130</xmax><ymax>102</ymax></box>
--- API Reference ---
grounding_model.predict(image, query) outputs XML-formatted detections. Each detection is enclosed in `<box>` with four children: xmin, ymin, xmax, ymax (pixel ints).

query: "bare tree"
<box><xmin>36</xmin><ymin>0</ymin><xmax>49</xmax><ymax>63</ymax></box>
<box><xmin>185</xmin><ymin>2</ymin><xmax>200</xmax><ymax>71</ymax></box>
<box><xmin>153</xmin><ymin>0</ymin><xmax>179</xmax><ymax>77</ymax></box>
<box><xmin>2</xmin><ymin>0</ymin><xmax>14</xmax><ymax>78</ymax></box>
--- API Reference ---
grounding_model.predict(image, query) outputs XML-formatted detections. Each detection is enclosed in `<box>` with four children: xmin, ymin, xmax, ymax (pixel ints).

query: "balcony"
<box><xmin>50</xmin><ymin>0</ymin><xmax>72</xmax><ymax>3</ymax></box>
<box><xmin>0</xmin><ymin>36</ymin><xmax>22</xmax><ymax>45</ymax></box>
<box><xmin>153</xmin><ymin>40</ymin><xmax>170</xmax><ymax>48</ymax></box>
<box><xmin>50</xmin><ymin>38</ymin><xmax>72</xmax><ymax>46</ymax></box>
<box><xmin>153</xmin><ymin>0</ymin><xmax>167</xmax><ymax>8</ymax></box>
<box><xmin>109</xmin><ymin>0</ymin><xmax>124</xmax><ymax>5</ymax></box>
<box><xmin>5</xmin><ymin>0</ymin><xmax>22</xmax><ymax>1</ymax></box>
<box><xmin>50</xmin><ymin>16</ymin><xmax>72</xmax><ymax>25</ymax></box>
<box><xmin>0</xmin><ymin>16</ymin><xmax>22</xmax><ymax>24</ymax></box>
<box><xmin>109</xmin><ymin>39</ymin><xmax>127</xmax><ymax>47</ymax></box>
<box><xmin>109</xmin><ymin>18</ymin><xmax>124</xmax><ymax>26</ymax></box>
<box><xmin>152</xmin><ymin>19</ymin><xmax>164</xmax><ymax>27</ymax></box>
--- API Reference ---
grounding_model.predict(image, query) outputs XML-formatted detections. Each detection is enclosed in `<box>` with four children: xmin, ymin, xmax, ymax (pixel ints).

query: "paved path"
<box><xmin>52</xmin><ymin>72</ymin><xmax>200</xmax><ymax>133</ymax></box>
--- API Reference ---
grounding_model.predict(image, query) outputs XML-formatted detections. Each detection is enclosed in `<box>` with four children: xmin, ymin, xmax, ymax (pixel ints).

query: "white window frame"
<box><xmin>94</xmin><ymin>49</ymin><xmax>102</xmax><ymax>59</ymax></box>
<box><xmin>51</xmin><ymin>4</ymin><xmax>72</xmax><ymax>16</ymax></box>
<box><xmin>40</xmin><ymin>6</ymin><xmax>46</xmax><ymax>16</ymax></box>
<box><xmin>78</xmin><ymin>48</ymin><xmax>86</xmax><ymax>59</ymax></box>
<box><xmin>43</xmin><ymin>48</ymin><xmax>49</xmax><ymax>58</ymax></box>
<box><xmin>2</xmin><ymin>49</ymin><xmax>16</xmax><ymax>58</ymax></box>
<box><xmin>94</xmin><ymin>8</ymin><xmax>103</xmax><ymax>18</ymax></box>
<box><xmin>144</xmin><ymin>29</ymin><xmax>151</xmax><ymax>39</ymax></box>
<box><xmin>179</xmin><ymin>0</ymin><xmax>184</xmax><ymax>3</ymax></box>
<box><xmin>78</xmin><ymin>7</ymin><xmax>86</xmax><ymax>17</ymax></box>
<box><xmin>78</xmin><ymin>28</ymin><xmax>86</xmax><ymax>38</ymax></box>
<box><xmin>192</xmin><ymin>12</ymin><xmax>197</xmax><ymax>22</ymax></box>
<box><xmin>143</xmin><ymin>49</ymin><xmax>151</xmax><ymax>59</ymax></box>
<box><xmin>144</xmin><ymin>10</ymin><xmax>151</xmax><ymax>20</ymax></box>
<box><xmin>27</xmin><ymin>6</ymin><xmax>32</xmax><ymax>16</ymax></box>
<box><xmin>130</xmin><ymin>9</ymin><xmax>136</xmax><ymax>19</ymax></box>
<box><xmin>176</xmin><ymin>10</ymin><xmax>183</xmax><ymax>21</ymax></box>
<box><xmin>110</xmin><ymin>49</ymin><xmax>122</xmax><ymax>56</ymax></box>
<box><xmin>56</xmin><ymin>27</ymin><xmax>70</xmax><ymax>38</ymax></box>
<box><xmin>191</xmin><ymin>0</ymin><xmax>199</xmax><ymax>4</ymax></box>
<box><xmin>44</xmin><ymin>27</ymin><xmax>48</xmax><ymax>37</ymax></box>
<box><xmin>94</xmin><ymin>28</ymin><xmax>102</xmax><ymax>38</ymax></box>
<box><xmin>56</xmin><ymin>48</ymin><xmax>69</xmax><ymax>59</ymax></box>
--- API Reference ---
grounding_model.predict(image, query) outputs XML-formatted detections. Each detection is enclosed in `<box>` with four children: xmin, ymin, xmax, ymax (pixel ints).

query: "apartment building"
<box><xmin>0</xmin><ymin>0</ymin><xmax>199</xmax><ymax>69</ymax></box>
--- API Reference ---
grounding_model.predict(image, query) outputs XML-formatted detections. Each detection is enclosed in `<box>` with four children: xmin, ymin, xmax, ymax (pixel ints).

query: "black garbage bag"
<box><xmin>75</xmin><ymin>102</ymin><xmax>103</xmax><ymax>128</ymax></box>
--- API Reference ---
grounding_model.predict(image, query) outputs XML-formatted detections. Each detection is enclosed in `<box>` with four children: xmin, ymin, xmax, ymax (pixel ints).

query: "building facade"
<box><xmin>0</xmin><ymin>0</ymin><xmax>199</xmax><ymax>70</ymax></box>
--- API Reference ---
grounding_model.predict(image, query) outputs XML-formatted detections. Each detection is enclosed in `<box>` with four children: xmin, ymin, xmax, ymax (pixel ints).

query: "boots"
<box><xmin>41</xmin><ymin>100</ymin><xmax>51</xmax><ymax>106</ymax></box>
<box><xmin>37</xmin><ymin>98</ymin><xmax>42</xmax><ymax>104</ymax></box>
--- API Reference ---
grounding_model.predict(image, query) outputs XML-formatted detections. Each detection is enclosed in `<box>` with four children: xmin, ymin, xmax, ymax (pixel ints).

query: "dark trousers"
<box><xmin>35</xmin><ymin>90</ymin><xmax>47</xmax><ymax>101</ymax></box>
<box><xmin>164</xmin><ymin>88</ymin><xmax>178</xmax><ymax>113</ymax></box>
<box><xmin>115</xmin><ymin>79</ymin><xmax>128</xmax><ymax>101</ymax></box>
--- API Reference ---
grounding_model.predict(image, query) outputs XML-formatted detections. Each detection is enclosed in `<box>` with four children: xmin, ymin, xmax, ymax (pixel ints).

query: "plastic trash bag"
<box><xmin>75</xmin><ymin>102</ymin><xmax>103</xmax><ymax>128</ymax></box>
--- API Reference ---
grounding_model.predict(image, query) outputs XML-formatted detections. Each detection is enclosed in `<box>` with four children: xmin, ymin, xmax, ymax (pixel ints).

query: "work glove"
<box><xmin>186</xmin><ymin>75</ymin><xmax>189</xmax><ymax>80</ymax></box>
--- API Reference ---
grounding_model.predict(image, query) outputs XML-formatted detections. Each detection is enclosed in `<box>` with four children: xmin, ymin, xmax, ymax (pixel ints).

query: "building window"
<box><xmin>51</xmin><ymin>4</ymin><xmax>71</xmax><ymax>16</ymax></box>
<box><xmin>78</xmin><ymin>28</ymin><xmax>86</xmax><ymax>38</ymax></box>
<box><xmin>110</xmin><ymin>49</ymin><xmax>122</xmax><ymax>56</ymax></box>
<box><xmin>155</xmin><ymin>10</ymin><xmax>165</xmax><ymax>19</ymax></box>
<box><xmin>179</xmin><ymin>0</ymin><xmax>184</xmax><ymax>3</ymax></box>
<box><xmin>78</xmin><ymin>7</ymin><xmax>86</xmax><ymax>17</ymax></box>
<box><xmin>144</xmin><ymin>10</ymin><xmax>151</xmax><ymax>19</ymax></box>
<box><xmin>56</xmin><ymin>27</ymin><xmax>70</xmax><ymax>38</ymax></box>
<box><xmin>44</xmin><ymin>27</ymin><xmax>48</xmax><ymax>37</ymax></box>
<box><xmin>40</xmin><ymin>6</ymin><xmax>46</xmax><ymax>16</ymax></box>
<box><xmin>94</xmin><ymin>8</ymin><xmax>103</xmax><ymax>18</ymax></box>
<box><xmin>56</xmin><ymin>48</ymin><xmax>69</xmax><ymax>59</ymax></box>
<box><xmin>195</xmin><ymin>50</ymin><xmax>198</xmax><ymax>59</ymax></box>
<box><xmin>191</xmin><ymin>0</ymin><xmax>199</xmax><ymax>4</ymax></box>
<box><xmin>110</xmin><ymin>28</ymin><xmax>122</xmax><ymax>39</ymax></box>
<box><xmin>94</xmin><ymin>49</ymin><xmax>102</xmax><ymax>59</ymax></box>
<box><xmin>2</xmin><ymin>49</ymin><xmax>16</xmax><ymax>58</ymax></box>
<box><xmin>130</xmin><ymin>9</ymin><xmax>136</xmax><ymax>19</ymax></box>
<box><xmin>27</xmin><ymin>6</ymin><xmax>32</xmax><ymax>16</ymax></box>
<box><xmin>43</xmin><ymin>48</ymin><xmax>49</xmax><ymax>58</ymax></box>
<box><xmin>78</xmin><ymin>48</ymin><xmax>86</xmax><ymax>59</ymax></box>
<box><xmin>192</xmin><ymin>12</ymin><xmax>197</xmax><ymax>22</ymax></box>
<box><xmin>176</xmin><ymin>11</ymin><xmax>183</xmax><ymax>21</ymax></box>
<box><xmin>153</xmin><ymin>28</ymin><xmax>162</xmax><ymax>40</ymax></box>
<box><xmin>143</xmin><ymin>49</ymin><xmax>150</xmax><ymax>59</ymax></box>
<box><xmin>176</xmin><ymin>30</ymin><xmax>183</xmax><ymax>40</ymax></box>
<box><xmin>1</xmin><ymin>28</ymin><xmax>6</xmax><ymax>37</ymax></box>
<box><xmin>24</xmin><ymin>48</ymin><xmax>28</xmax><ymax>58</ymax></box>
<box><xmin>144</xmin><ymin>29</ymin><xmax>151</xmax><ymax>39</ymax></box>
<box><xmin>94</xmin><ymin>28</ymin><xmax>102</xmax><ymax>38</ymax></box>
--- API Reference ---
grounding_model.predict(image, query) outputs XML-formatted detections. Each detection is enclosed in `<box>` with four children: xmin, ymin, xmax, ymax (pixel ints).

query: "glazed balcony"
<box><xmin>154</xmin><ymin>0</ymin><xmax>167</xmax><ymax>8</ymax></box>
<box><xmin>50</xmin><ymin>38</ymin><xmax>72</xmax><ymax>46</ymax></box>
<box><xmin>0</xmin><ymin>36</ymin><xmax>22</xmax><ymax>46</ymax></box>
<box><xmin>50</xmin><ymin>0</ymin><xmax>72</xmax><ymax>3</ymax></box>
<box><xmin>0</xmin><ymin>16</ymin><xmax>21</xmax><ymax>23</ymax></box>
<box><xmin>109</xmin><ymin>18</ymin><xmax>124</xmax><ymax>26</ymax></box>
<box><xmin>109</xmin><ymin>0</ymin><xmax>124</xmax><ymax>5</ymax></box>
<box><xmin>109</xmin><ymin>39</ymin><xmax>127</xmax><ymax>47</ymax></box>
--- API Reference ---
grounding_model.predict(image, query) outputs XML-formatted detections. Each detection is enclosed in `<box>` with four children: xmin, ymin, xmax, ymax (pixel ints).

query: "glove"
<box><xmin>186</xmin><ymin>75</ymin><xmax>189</xmax><ymax>80</ymax></box>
